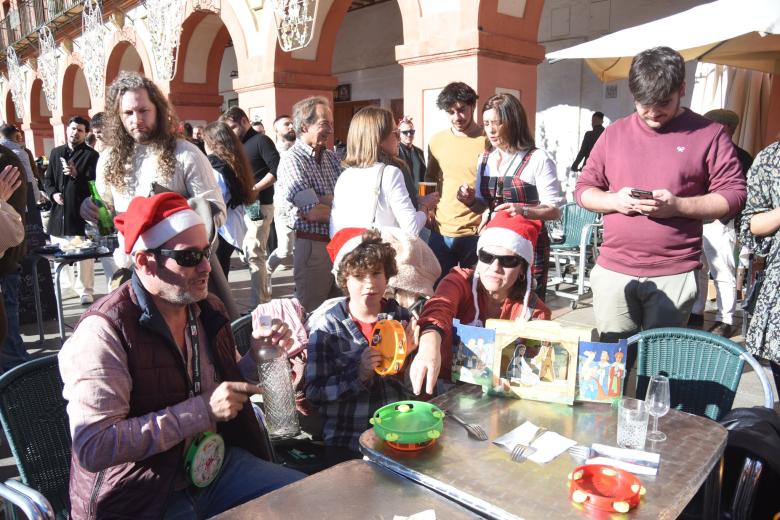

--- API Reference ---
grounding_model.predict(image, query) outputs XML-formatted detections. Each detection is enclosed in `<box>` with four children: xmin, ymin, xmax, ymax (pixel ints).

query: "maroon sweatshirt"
<box><xmin>575</xmin><ymin>109</ymin><xmax>745</xmax><ymax>277</ymax></box>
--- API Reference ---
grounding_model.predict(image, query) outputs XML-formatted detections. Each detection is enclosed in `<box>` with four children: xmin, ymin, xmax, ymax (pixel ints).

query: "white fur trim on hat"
<box><xmin>331</xmin><ymin>234</ymin><xmax>365</xmax><ymax>275</ymax></box>
<box><xmin>131</xmin><ymin>209</ymin><xmax>203</xmax><ymax>252</ymax></box>
<box><xmin>477</xmin><ymin>227</ymin><xmax>534</xmax><ymax>264</ymax></box>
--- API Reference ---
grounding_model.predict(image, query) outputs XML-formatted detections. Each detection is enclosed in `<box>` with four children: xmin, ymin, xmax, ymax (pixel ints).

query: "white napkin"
<box><xmin>493</xmin><ymin>421</ymin><xmax>577</xmax><ymax>464</ymax></box>
<box><xmin>393</xmin><ymin>510</ymin><xmax>436</xmax><ymax>520</ymax></box>
<box><xmin>586</xmin><ymin>443</ymin><xmax>661</xmax><ymax>476</ymax></box>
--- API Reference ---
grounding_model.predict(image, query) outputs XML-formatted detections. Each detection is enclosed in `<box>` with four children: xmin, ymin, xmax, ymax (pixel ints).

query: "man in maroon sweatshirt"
<box><xmin>575</xmin><ymin>46</ymin><xmax>746</xmax><ymax>343</ymax></box>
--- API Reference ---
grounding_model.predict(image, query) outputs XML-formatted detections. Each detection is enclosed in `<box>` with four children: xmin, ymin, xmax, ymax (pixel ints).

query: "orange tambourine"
<box><xmin>369</xmin><ymin>319</ymin><xmax>407</xmax><ymax>376</ymax></box>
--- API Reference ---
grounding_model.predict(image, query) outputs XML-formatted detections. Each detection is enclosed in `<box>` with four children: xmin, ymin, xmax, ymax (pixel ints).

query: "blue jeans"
<box><xmin>0</xmin><ymin>272</ymin><xmax>30</xmax><ymax>373</ymax></box>
<box><xmin>428</xmin><ymin>231</ymin><xmax>479</xmax><ymax>281</ymax></box>
<box><xmin>164</xmin><ymin>446</ymin><xmax>305</xmax><ymax>519</ymax></box>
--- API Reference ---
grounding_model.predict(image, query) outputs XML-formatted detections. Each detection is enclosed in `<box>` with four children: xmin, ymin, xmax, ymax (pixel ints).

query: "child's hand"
<box><xmin>402</xmin><ymin>317</ymin><xmax>419</xmax><ymax>354</ymax></box>
<box><xmin>358</xmin><ymin>347</ymin><xmax>383</xmax><ymax>384</ymax></box>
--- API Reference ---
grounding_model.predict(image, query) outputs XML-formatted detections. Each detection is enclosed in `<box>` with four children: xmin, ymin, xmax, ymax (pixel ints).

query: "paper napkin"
<box><xmin>493</xmin><ymin>421</ymin><xmax>577</xmax><ymax>464</ymax></box>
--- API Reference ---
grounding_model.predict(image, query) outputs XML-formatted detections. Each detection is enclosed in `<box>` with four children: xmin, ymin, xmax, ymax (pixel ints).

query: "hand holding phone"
<box><xmin>630</xmin><ymin>188</ymin><xmax>654</xmax><ymax>200</ymax></box>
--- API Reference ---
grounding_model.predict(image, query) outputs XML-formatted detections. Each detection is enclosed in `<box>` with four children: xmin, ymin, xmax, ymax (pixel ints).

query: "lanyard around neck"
<box><xmin>186</xmin><ymin>306</ymin><xmax>202</xmax><ymax>396</ymax></box>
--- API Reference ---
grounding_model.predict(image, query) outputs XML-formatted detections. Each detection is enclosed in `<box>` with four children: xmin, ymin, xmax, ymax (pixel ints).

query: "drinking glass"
<box><xmin>645</xmin><ymin>375</ymin><xmax>670</xmax><ymax>442</ymax></box>
<box><xmin>617</xmin><ymin>397</ymin><xmax>648</xmax><ymax>449</ymax></box>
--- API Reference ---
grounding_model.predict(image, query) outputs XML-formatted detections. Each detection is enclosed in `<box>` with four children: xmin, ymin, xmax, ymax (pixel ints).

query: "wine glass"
<box><xmin>645</xmin><ymin>375</ymin><xmax>670</xmax><ymax>442</ymax></box>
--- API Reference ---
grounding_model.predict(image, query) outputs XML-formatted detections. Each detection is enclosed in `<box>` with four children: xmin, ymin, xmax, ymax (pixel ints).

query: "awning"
<box><xmin>545</xmin><ymin>0</ymin><xmax>780</xmax><ymax>82</ymax></box>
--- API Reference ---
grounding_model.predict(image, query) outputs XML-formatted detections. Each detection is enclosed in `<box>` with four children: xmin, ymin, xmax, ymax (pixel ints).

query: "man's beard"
<box><xmin>283</xmin><ymin>131</ymin><xmax>296</xmax><ymax>142</ymax></box>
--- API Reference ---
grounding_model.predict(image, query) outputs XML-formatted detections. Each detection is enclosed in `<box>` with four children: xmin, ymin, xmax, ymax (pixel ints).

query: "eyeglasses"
<box><xmin>478</xmin><ymin>249</ymin><xmax>523</xmax><ymax>268</ymax></box>
<box><xmin>150</xmin><ymin>247</ymin><xmax>211</xmax><ymax>267</ymax></box>
<box><xmin>400</xmin><ymin>130</ymin><xmax>416</xmax><ymax>136</ymax></box>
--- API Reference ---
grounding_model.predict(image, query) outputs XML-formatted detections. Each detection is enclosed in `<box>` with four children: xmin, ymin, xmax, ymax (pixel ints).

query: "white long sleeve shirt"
<box><xmin>329</xmin><ymin>162</ymin><xmax>426</xmax><ymax>237</ymax></box>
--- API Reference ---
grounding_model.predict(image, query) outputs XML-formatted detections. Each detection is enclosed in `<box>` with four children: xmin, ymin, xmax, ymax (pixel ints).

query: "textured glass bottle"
<box><xmin>255</xmin><ymin>339</ymin><xmax>300</xmax><ymax>440</ymax></box>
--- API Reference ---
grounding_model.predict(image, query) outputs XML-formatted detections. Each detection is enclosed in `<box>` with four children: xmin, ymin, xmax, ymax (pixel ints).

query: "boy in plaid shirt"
<box><xmin>305</xmin><ymin>228</ymin><xmax>416</xmax><ymax>452</ymax></box>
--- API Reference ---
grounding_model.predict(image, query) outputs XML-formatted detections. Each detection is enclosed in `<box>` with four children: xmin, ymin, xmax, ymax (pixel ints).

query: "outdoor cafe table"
<box><xmin>359</xmin><ymin>385</ymin><xmax>727</xmax><ymax>520</ymax></box>
<box><xmin>211</xmin><ymin>459</ymin><xmax>482</xmax><ymax>519</ymax></box>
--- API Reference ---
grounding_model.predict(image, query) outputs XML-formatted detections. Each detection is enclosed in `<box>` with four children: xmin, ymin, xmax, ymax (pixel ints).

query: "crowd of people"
<box><xmin>0</xmin><ymin>44</ymin><xmax>777</xmax><ymax>518</ymax></box>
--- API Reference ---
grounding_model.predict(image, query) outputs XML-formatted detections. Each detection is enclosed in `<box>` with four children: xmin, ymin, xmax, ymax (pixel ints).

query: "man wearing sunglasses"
<box><xmin>60</xmin><ymin>192</ymin><xmax>303</xmax><ymax>519</ymax></box>
<box><xmin>397</xmin><ymin>116</ymin><xmax>426</xmax><ymax>186</ymax></box>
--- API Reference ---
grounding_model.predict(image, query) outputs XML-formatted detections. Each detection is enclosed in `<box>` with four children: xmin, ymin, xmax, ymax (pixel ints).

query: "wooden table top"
<box><xmin>360</xmin><ymin>385</ymin><xmax>727</xmax><ymax>520</ymax></box>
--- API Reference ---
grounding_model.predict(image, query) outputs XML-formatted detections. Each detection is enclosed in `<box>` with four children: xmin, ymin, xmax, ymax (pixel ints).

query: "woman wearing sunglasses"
<box><xmin>457</xmin><ymin>93</ymin><xmax>564</xmax><ymax>299</ymax></box>
<box><xmin>416</xmin><ymin>212</ymin><xmax>552</xmax><ymax>383</ymax></box>
<box><xmin>203</xmin><ymin>122</ymin><xmax>255</xmax><ymax>279</ymax></box>
<box><xmin>330</xmin><ymin>107</ymin><xmax>439</xmax><ymax>237</ymax></box>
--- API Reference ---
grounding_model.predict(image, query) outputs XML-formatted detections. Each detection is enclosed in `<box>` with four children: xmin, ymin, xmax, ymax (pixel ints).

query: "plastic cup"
<box><xmin>418</xmin><ymin>182</ymin><xmax>437</xmax><ymax>197</ymax></box>
<box><xmin>617</xmin><ymin>397</ymin><xmax>648</xmax><ymax>450</ymax></box>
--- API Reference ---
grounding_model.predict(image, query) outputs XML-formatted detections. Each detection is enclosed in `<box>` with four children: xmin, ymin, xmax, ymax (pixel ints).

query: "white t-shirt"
<box><xmin>475</xmin><ymin>148</ymin><xmax>564</xmax><ymax>207</ymax></box>
<box><xmin>329</xmin><ymin>162</ymin><xmax>426</xmax><ymax>237</ymax></box>
<box><xmin>96</xmin><ymin>139</ymin><xmax>226</xmax><ymax>266</ymax></box>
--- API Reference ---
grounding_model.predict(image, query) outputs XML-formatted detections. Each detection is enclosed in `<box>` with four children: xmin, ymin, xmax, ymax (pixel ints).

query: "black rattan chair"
<box><xmin>0</xmin><ymin>355</ymin><xmax>70</xmax><ymax>518</ymax></box>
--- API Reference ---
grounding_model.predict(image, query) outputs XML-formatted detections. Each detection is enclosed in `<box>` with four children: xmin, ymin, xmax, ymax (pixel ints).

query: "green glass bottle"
<box><xmin>88</xmin><ymin>180</ymin><xmax>115</xmax><ymax>236</ymax></box>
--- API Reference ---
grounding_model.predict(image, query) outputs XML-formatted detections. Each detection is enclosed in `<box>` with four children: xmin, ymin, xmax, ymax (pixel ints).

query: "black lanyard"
<box><xmin>186</xmin><ymin>306</ymin><xmax>202</xmax><ymax>397</ymax></box>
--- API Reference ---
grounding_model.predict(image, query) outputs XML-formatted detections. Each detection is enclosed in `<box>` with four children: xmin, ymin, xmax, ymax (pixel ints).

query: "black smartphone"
<box><xmin>630</xmin><ymin>188</ymin><xmax>654</xmax><ymax>200</ymax></box>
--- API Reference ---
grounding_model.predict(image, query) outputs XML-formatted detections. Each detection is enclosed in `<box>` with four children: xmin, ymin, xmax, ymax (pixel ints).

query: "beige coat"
<box><xmin>0</xmin><ymin>199</ymin><xmax>23</xmax><ymax>259</ymax></box>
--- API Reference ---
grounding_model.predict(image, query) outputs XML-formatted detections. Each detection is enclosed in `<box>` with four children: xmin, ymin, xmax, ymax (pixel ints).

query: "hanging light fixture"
<box><xmin>38</xmin><ymin>26</ymin><xmax>59</xmax><ymax>112</ymax></box>
<box><xmin>144</xmin><ymin>0</ymin><xmax>187</xmax><ymax>81</ymax></box>
<box><xmin>7</xmin><ymin>47</ymin><xmax>26</xmax><ymax>120</ymax></box>
<box><xmin>82</xmin><ymin>0</ymin><xmax>106</xmax><ymax>103</ymax></box>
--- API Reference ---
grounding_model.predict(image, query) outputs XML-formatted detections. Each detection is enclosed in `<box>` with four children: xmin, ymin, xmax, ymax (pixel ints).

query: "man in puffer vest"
<box><xmin>59</xmin><ymin>192</ymin><xmax>304</xmax><ymax>519</ymax></box>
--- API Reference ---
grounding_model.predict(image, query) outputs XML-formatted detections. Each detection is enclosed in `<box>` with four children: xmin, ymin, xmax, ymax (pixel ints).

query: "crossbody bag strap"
<box><xmin>371</xmin><ymin>163</ymin><xmax>387</xmax><ymax>227</ymax></box>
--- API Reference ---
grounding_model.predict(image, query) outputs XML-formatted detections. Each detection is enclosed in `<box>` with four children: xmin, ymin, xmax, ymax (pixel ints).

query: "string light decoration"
<box><xmin>193</xmin><ymin>0</ymin><xmax>220</xmax><ymax>13</ymax></box>
<box><xmin>272</xmin><ymin>0</ymin><xmax>318</xmax><ymax>52</ymax></box>
<box><xmin>144</xmin><ymin>0</ymin><xmax>187</xmax><ymax>81</ymax></box>
<box><xmin>38</xmin><ymin>26</ymin><xmax>59</xmax><ymax>112</ymax></box>
<box><xmin>7</xmin><ymin>47</ymin><xmax>26</xmax><ymax>120</ymax></box>
<box><xmin>82</xmin><ymin>0</ymin><xmax>106</xmax><ymax>102</ymax></box>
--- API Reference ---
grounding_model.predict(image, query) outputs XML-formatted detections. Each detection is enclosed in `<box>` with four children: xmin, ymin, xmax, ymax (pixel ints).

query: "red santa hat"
<box><xmin>327</xmin><ymin>227</ymin><xmax>367</xmax><ymax>274</ymax></box>
<box><xmin>114</xmin><ymin>192</ymin><xmax>204</xmax><ymax>254</ymax></box>
<box><xmin>475</xmin><ymin>211</ymin><xmax>542</xmax><ymax>321</ymax></box>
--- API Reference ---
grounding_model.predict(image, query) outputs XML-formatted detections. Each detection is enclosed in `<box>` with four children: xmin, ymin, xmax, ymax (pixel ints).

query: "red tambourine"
<box><xmin>568</xmin><ymin>464</ymin><xmax>646</xmax><ymax>513</ymax></box>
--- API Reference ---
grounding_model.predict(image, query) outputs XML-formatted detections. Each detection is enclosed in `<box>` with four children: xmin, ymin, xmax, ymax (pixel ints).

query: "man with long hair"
<box><xmin>81</xmin><ymin>71</ymin><xmax>225</xmax><ymax>272</ymax></box>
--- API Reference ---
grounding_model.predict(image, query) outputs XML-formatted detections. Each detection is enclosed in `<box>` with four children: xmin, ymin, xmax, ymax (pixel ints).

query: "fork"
<box><xmin>567</xmin><ymin>444</ymin><xmax>593</xmax><ymax>460</ymax></box>
<box><xmin>511</xmin><ymin>427</ymin><xmax>548</xmax><ymax>462</ymax></box>
<box><xmin>447</xmin><ymin>412</ymin><xmax>489</xmax><ymax>441</ymax></box>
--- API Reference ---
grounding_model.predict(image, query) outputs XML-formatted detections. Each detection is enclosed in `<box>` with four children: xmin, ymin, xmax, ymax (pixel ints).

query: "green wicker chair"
<box><xmin>0</xmin><ymin>355</ymin><xmax>70</xmax><ymax>518</ymax></box>
<box><xmin>627</xmin><ymin>327</ymin><xmax>774</xmax><ymax>421</ymax></box>
<box><xmin>548</xmin><ymin>202</ymin><xmax>601</xmax><ymax>309</ymax></box>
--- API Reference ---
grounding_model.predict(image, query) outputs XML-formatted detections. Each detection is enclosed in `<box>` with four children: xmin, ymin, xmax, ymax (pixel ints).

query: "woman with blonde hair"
<box><xmin>330</xmin><ymin>106</ymin><xmax>439</xmax><ymax>237</ymax></box>
<box><xmin>203</xmin><ymin>121</ymin><xmax>255</xmax><ymax>278</ymax></box>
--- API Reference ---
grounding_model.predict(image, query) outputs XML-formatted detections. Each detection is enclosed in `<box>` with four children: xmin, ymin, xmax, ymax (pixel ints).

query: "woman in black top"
<box><xmin>203</xmin><ymin>122</ymin><xmax>255</xmax><ymax>278</ymax></box>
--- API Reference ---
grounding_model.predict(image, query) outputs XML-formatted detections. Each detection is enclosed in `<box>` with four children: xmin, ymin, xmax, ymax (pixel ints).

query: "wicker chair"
<box><xmin>627</xmin><ymin>327</ymin><xmax>774</xmax><ymax>421</ymax></box>
<box><xmin>231</xmin><ymin>314</ymin><xmax>253</xmax><ymax>356</ymax></box>
<box><xmin>547</xmin><ymin>202</ymin><xmax>601</xmax><ymax>309</ymax></box>
<box><xmin>0</xmin><ymin>355</ymin><xmax>70</xmax><ymax>518</ymax></box>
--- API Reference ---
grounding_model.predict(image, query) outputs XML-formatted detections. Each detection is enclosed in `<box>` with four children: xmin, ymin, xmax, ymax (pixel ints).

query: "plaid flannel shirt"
<box><xmin>304</xmin><ymin>297</ymin><xmax>412</xmax><ymax>451</ymax></box>
<box><xmin>276</xmin><ymin>140</ymin><xmax>342</xmax><ymax>237</ymax></box>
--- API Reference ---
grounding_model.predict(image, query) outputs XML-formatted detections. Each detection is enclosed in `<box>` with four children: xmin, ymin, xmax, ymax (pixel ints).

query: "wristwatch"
<box><xmin>521</xmin><ymin>205</ymin><xmax>529</xmax><ymax>218</ymax></box>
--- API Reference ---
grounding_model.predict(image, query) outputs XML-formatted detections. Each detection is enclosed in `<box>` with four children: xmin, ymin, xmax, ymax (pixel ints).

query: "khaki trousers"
<box><xmin>590</xmin><ymin>264</ymin><xmax>697</xmax><ymax>342</ymax></box>
<box><xmin>293</xmin><ymin>237</ymin><xmax>341</xmax><ymax>313</ymax></box>
<box><xmin>243</xmin><ymin>205</ymin><xmax>274</xmax><ymax>306</ymax></box>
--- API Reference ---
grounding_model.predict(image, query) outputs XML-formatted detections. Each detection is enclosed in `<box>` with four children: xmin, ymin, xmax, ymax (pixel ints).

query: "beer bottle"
<box><xmin>88</xmin><ymin>180</ymin><xmax>115</xmax><ymax>235</ymax></box>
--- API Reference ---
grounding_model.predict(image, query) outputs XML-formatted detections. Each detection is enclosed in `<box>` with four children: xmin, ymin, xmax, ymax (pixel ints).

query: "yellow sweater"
<box><xmin>425</xmin><ymin>129</ymin><xmax>486</xmax><ymax>237</ymax></box>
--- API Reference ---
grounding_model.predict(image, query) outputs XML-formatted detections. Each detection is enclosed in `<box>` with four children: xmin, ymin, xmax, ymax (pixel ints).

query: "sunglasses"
<box><xmin>478</xmin><ymin>249</ymin><xmax>523</xmax><ymax>268</ymax></box>
<box><xmin>400</xmin><ymin>130</ymin><xmax>416</xmax><ymax>136</ymax></box>
<box><xmin>150</xmin><ymin>247</ymin><xmax>212</xmax><ymax>267</ymax></box>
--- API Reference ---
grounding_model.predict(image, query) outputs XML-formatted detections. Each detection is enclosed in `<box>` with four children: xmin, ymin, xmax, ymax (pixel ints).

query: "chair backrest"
<box><xmin>557</xmin><ymin>203</ymin><xmax>600</xmax><ymax>249</ymax></box>
<box><xmin>0</xmin><ymin>355</ymin><xmax>71</xmax><ymax>517</ymax></box>
<box><xmin>628</xmin><ymin>327</ymin><xmax>749</xmax><ymax>421</ymax></box>
<box><xmin>231</xmin><ymin>314</ymin><xmax>253</xmax><ymax>356</ymax></box>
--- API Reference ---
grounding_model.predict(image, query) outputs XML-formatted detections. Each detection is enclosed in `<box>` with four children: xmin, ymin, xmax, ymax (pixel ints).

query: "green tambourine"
<box><xmin>184</xmin><ymin>432</ymin><xmax>225</xmax><ymax>488</ymax></box>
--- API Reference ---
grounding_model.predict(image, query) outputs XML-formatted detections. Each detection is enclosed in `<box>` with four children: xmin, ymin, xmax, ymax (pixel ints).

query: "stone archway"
<box><xmin>5</xmin><ymin>89</ymin><xmax>19</xmax><ymax>126</ymax></box>
<box><xmin>28</xmin><ymin>78</ymin><xmax>54</xmax><ymax>156</ymax></box>
<box><xmin>56</xmin><ymin>63</ymin><xmax>92</xmax><ymax>146</ymax></box>
<box><xmin>165</xmin><ymin>9</ymin><xmax>240</xmax><ymax>124</ymax></box>
<box><xmin>105</xmin><ymin>40</ymin><xmax>147</xmax><ymax>87</ymax></box>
